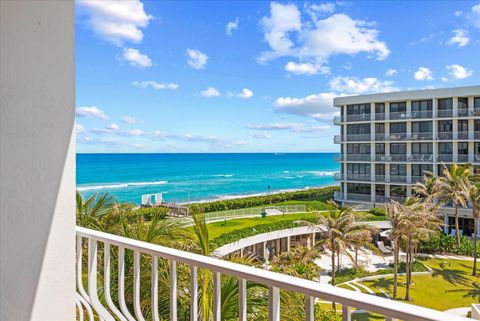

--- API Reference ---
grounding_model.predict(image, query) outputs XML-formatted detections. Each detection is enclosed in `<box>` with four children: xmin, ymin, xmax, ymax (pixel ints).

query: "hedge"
<box><xmin>132</xmin><ymin>206</ymin><xmax>169</xmax><ymax>220</ymax></box>
<box><xmin>419</xmin><ymin>232</ymin><xmax>480</xmax><ymax>256</ymax></box>
<box><xmin>191</xmin><ymin>186</ymin><xmax>339</xmax><ymax>213</ymax></box>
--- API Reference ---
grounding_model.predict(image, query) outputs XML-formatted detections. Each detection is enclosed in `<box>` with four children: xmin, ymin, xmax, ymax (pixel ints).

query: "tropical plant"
<box><xmin>76</xmin><ymin>191</ymin><xmax>115</xmax><ymax>228</ymax></box>
<box><xmin>413</xmin><ymin>174</ymin><xmax>443</xmax><ymax>205</ymax></box>
<box><xmin>270</xmin><ymin>246</ymin><xmax>321</xmax><ymax>280</ymax></box>
<box><xmin>463</xmin><ymin>178</ymin><xmax>480</xmax><ymax>276</ymax></box>
<box><xmin>439</xmin><ymin>164</ymin><xmax>470</xmax><ymax>246</ymax></box>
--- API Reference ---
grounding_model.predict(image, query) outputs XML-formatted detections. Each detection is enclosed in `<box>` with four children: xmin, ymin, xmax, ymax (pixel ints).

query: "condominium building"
<box><xmin>333</xmin><ymin>86</ymin><xmax>480</xmax><ymax>235</ymax></box>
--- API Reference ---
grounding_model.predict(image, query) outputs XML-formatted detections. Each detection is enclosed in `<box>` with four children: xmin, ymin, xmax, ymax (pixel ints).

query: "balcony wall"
<box><xmin>0</xmin><ymin>1</ymin><xmax>75</xmax><ymax>320</ymax></box>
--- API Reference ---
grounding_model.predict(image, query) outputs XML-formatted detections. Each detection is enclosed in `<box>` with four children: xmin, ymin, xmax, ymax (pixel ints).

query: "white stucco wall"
<box><xmin>0</xmin><ymin>1</ymin><xmax>75</xmax><ymax>320</ymax></box>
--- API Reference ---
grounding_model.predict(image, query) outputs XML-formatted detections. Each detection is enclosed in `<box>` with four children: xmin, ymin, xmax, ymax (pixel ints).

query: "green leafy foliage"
<box><xmin>190</xmin><ymin>186</ymin><xmax>339</xmax><ymax>213</ymax></box>
<box><xmin>131</xmin><ymin>206</ymin><xmax>169</xmax><ymax>220</ymax></box>
<box><xmin>368</xmin><ymin>207</ymin><xmax>386</xmax><ymax>217</ymax></box>
<box><xmin>420</xmin><ymin>232</ymin><xmax>480</xmax><ymax>256</ymax></box>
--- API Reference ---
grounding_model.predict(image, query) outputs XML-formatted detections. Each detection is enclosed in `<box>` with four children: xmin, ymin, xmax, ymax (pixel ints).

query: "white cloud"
<box><xmin>120</xmin><ymin>48</ymin><xmax>152</xmax><ymax>68</ymax></box>
<box><xmin>447</xmin><ymin>29</ymin><xmax>470</xmax><ymax>47</ymax></box>
<box><xmin>284</xmin><ymin>61</ymin><xmax>329</xmax><ymax>75</ymax></box>
<box><xmin>305</xmin><ymin>2</ymin><xmax>336</xmax><ymax>21</ymax></box>
<box><xmin>76</xmin><ymin>106</ymin><xmax>109</xmax><ymax>120</ymax></box>
<box><xmin>186</xmin><ymin>49</ymin><xmax>208</xmax><ymax>69</ymax></box>
<box><xmin>454</xmin><ymin>10</ymin><xmax>463</xmax><ymax>17</ymax></box>
<box><xmin>250</xmin><ymin>132</ymin><xmax>272</xmax><ymax>139</ymax></box>
<box><xmin>78</xmin><ymin>135</ymin><xmax>145</xmax><ymax>149</ymax></box>
<box><xmin>259</xmin><ymin>3</ymin><xmax>390</xmax><ymax>69</ymax></box>
<box><xmin>76</xmin><ymin>124</ymin><xmax>85</xmax><ymax>134</ymax></box>
<box><xmin>122</xmin><ymin>129</ymin><xmax>144</xmax><ymax>136</ymax></box>
<box><xmin>470</xmin><ymin>4</ymin><xmax>480</xmax><ymax>29</ymax></box>
<box><xmin>231</xmin><ymin>88</ymin><xmax>254</xmax><ymax>99</ymax></box>
<box><xmin>246</xmin><ymin>122</ymin><xmax>303</xmax><ymax>130</ymax></box>
<box><xmin>446</xmin><ymin>64</ymin><xmax>473</xmax><ymax>79</ymax></box>
<box><xmin>121</xmin><ymin>116</ymin><xmax>140</xmax><ymax>124</ymax></box>
<box><xmin>226</xmin><ymin>18</ymin><xmax>239</xmax><ymax>35</ymax></box>
<box><xmin>273</xmin><ymin>92</ymin><xmax>338</xmax><ymax>121</ymax></box>
<box><xmin>76</xmin><ymin>0</ymin><xmax>152</xmax><ymax>46</ymax></box>
<box><xmin>385</xmin><ymin>69</ymin><xmax>397</xmax><ymax>77</ymax></box>
<box><xmin>414</xmin><ymin>67</ymin><xmax>434</xmax><ymax>81</ymax></box>
<box><xmin>329</xmin><ymin>76</ymin><xmax>398</xmax><ymax>94</ymax></box>
<box><xmin>200</xmin><ymin>87</ymin><xmax>220</xmax><ymax>97</ymax></box>
<box><xmin>106</xmin><ymin>123</ymin><xmax>119</xmax><ymax>130</ymax></box>
<box><xmin>152</xmin><ymin>131</ymin><xmax>246</xmax><ymax>148</ymax></box>
<box><xmin>132</xmin><ymin>80</ymin><xmax>179</xmax><ymax>90</ymax></box>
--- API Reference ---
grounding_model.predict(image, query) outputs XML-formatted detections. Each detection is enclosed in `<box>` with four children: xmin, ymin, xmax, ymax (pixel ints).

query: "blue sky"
<box><xmin>76</xmin><ymin>0</ymin><xmax>480</xmax><ymax>153</ymax></box>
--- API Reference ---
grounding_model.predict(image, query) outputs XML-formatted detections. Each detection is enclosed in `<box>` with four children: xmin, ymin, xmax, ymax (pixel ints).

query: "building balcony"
<box><xmin>458</xmin><ymin>109</ymin><xmax>469</xmax><ymax>117</ymax></box>
<box><xmin>345</xmin><ymin>113</ymin><xmax>371</xmax><ymax>122</ymax></box>
<box><xmin>385</xmin><ymin>133</ymin><xmax>409</xmax><ymax>141</ymax></box>
<box><xmin>390</xmin><ymin>154</ymin><xmax>407</xmax><ymax>162</ymax></box>
<box><xmin>437</xmin><ymin>110</ymin><xmax>453</xmax><ymax>118</ymax></box>
<box><xmin>458</xmin><ymin>132</ymin><xmax>469</xmax><ymax>140</ymax></box>
<box><xmin>389</xmin><ymin>175</ymin><xmax>408</xmax><ymax>183</ymax></box>
<box><xmin>411</xmin><ymin>132</ymin><xmax>434</xmax><ymax>140</ymax></box>
<box><xmin>389</xmin><ymin>111</ymin><xmax>410</xmax><ymax>120</ymax></box>
<box><xmin>344</xmin><ymin>134</ymin><xmax>372</xmax><ymax>142</ymax></box>
<box><xmin>334</xmin><ymin>135</ymin><xmax>342</xmax><ymax>144</ymax></box>
<box><xmin>437</xmin><ymin>132</ymin><xmax>453</xmax><ymax>140</ymax></box>
<box><xmin>334</xmin><ymin>172</ymin><xmax>343</xmax><ymax>180</ymax></box>
<box><xmin>346</xmin><ymin>173</ymin><xmax>371</xmax><ymax>181</ymax></box>
<box><xmin>458</xmin><ymin>154</ymin><xmax>470</xmax><ymax>163</ymax></box>
<box><xmin>409</xmin><ymin>154</ymin><xmax>434</xmax><ymax>162</ymax></box>
<box><xmin>411</xmin><ymin>175</ymin><xmax>424</xmax><ymax>183</ymax></box>
<box><xmin>411</xmin><ymin>110</ymin><xmax>433</xmax><ymax>119</ymax></box>
<box><xmin>346</xmin><ymin>193</ymin><xmax>373</xmax><ymax>202</ymax></box>
<box><xmin>333</xmin><ymin>116</ymin><xmax>342</xmax><ymax>125</ymax></box>
<box><xmin>344</xmin><ymin>154</ymin><xmax>371</xmax><ymax>161</ymax></box>
<box><xmin>375</xmin><ymin>195</ymin><xmax>407</xmax><ymax>203</ymax></box>
<box><xmin>374</xmin><ymin>113</ymin><xmax>385</xmax><ymax>121</ymax></box>
<box><xmin>437</xmin><ymin>154</ymin><xmax>453</xmax><ymax>162</ymax></box>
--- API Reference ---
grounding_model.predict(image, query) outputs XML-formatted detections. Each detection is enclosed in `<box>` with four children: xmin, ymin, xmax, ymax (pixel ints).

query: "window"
<box><xmin>375</xmin><ymin>184</ymin><xmax>385</xmax><ymax>196</ymax></box>
<box><xmin>439</xmin><ymin>142</ymin><xmax>453</xmax><ymax>154</ymax></box>
<box><xmin>375</xmin><ymin>143</ymin><xmax>385</xmax><ymax>154</ymax></box>
<box><xmin>438</xmin><ymin>120</ymin><xmax>453</xmax><ymax>132</ymax></box>
<box><xmin>390</xmin><ymin>102</ymin><xmax>406</xmax><ymax>113</ymax></box>
<box><xmin>475</xmin><ymin>120</ymin><xmax>480</xmax><ymax>132</ymax></box>
<box><xmin>458</xmin><ymin>142</ymin><xmax>468</xmax><ymax>155</ymax></box>
<box><xmin>375</xmin><ymin>123</ymin><xmax>385</xmax><ymax>134</ymax></box>
<box><xmin>347</xmin><ymin>124</ymin><xmax>370</xmax><ymax>135</ymax></box>
<box><xmin>375</xmin><ymin>103</ymin><xmax>385</xmax><ymax>114</ymax></box>
<box><xmin>476</xmin><ymin>143</ymin><xmax>480</xmax><ymax>155</ymax></box>
<box><xmin>390</xmin><ymin>185</ymin><xmax>407</xmax><ymax>197</ymax></box>
<box><xmin>391</xmin><ymin>143</ymin><xmax>406</xmax><ymax>154</ymax></box>
<box><xmin>458</xmin><ymin>97</ymin><xmax>468</xmax><ymax>109</ymax></box>
<box><xmin>347</xmin><ymin>163</ymin><xmax>371</xmax><ymax>174</ymax></box>
<box><xmin>375</xmin><ymin>164</ymin><xmax>385</xmax><ymax>175</ymax></box>
<box><xmin>390</xmin><ymin>122</ymin><xmax>406</xmax><ymax>133</ymax></box>
<box><xmin>412</xmin><ymin>121</ymin><xmax>432</xmax><ymax>133</ymax></box>
<box><xmin>346</xmin><ymin>103</ymin><xmax>370</xmax><ymax>115</ymax></box>
<box><xmin>347</xmin><ymin>183</ymin><xmax>371</xmax><ymax>195</ymax></box>
<box><xmin>438</xmin><ymin>98</ymin><xmax>453</xmax><ymax>110</ymax></box>
<box><xmin>390</xmin><ymin>164</ymin><xmax>406</xmax><ymax>176</ymax></box>
<box><xmin>347</xmin><ymin>144</ymin><xmax>370</xmax><ymax>154</ymax></box>
<box><xmin>412</xmin><ymin>143</ymin><xmax>433</xmax><ymax>154</ymax></box>
<box><xmin>412</xmin><ymin>164</ymin><xmax>433</xmax><ymax>177</ymax></box>
<box><xmin>411</xmin><ymin>100</ymin><xmax>432</xmax><ymax>112</ymax></box>
<box><xmin>458</xmin><ymin>120</ymin><xmax>468</xmax><ymax>132</ymax></box>
<box><xmin>475</xmin><ymin>97</ymin><xmax>480</xmax><ymax>109</ymax></box>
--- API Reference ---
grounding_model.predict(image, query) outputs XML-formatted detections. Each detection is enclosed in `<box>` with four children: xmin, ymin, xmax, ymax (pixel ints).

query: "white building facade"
<box><xmin>333</xmin><ymin>86</ymin><xmax>480</xmax><ymax>235</ymax></box>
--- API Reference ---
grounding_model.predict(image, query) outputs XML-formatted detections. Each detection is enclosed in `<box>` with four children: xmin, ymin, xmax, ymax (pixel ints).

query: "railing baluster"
<box><xmin>133</xmin><ymin>250</ymin><xmax>146</xmax><ymax>321</ymax></box>
<box><xmin>118</xmin><ymin>247</ymin><xmax>136</xmax><ymax>321</ymax></box>
<box><xmin>104</xmin><ymin>244</ymin><xmax>128</xmax><ymax>321</ymax></box>
<box><xmin>385</xmin><ymin>317</ymin><xmax>393</xmax><ymax>321</ymax></box>
<box><xmin>76</xmin><ymin>236</ymin><xmax>90</xmax><ymax>304</ymax></box>
<box><xmin>268</xmin><ymin>286</ymin><xmax>280</xmax><ymax>321</ymax></box>
<box><xmin>305</xmin><ymin>295</ymin><xmax>314</xmax><ymax>321</ymax></box>
<box><xmin>342</xmin><ymin>305</ymin><xmax>351</xmax><ymax>321</ymax></box>
<box><xmin>75</xmin><ymin>296</ymin><xmax>84</xmax><ymax>321</ymax></box>
<box><xmin>76</xmin><ymin>292</ymin><xmax>94</xmax><ymax>321</ymax></box>
<box><xmin>190</xmin><ymin>265</ymin><xmax>198</xmax><ymax>321</ymax></box>
<box><xmin>213</xmin><ymin>271</ymin><xmax>221</xmax><ymax>321</ymax></box>
<box><xmin>239</xmin><ymin>278</ymin><xmax>247</xmax><ymax>321</ymax></box>
<box><xmin>170</xmin><ymin>259</ymin><xmax>178</xmax><ymax>321</ymax></box>
<box><xmin>152</xmin><ymin>256</ymin><xmax>160</xmax><ymax>321</ymax></box>
<box><xmin>87</xmin><ymin>238</ymin><xmax>114</xmax><ymax>321</ymax></box>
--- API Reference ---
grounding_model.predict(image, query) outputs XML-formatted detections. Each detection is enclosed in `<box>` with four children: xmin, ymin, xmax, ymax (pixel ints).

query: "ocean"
<box><xmin>76</xmin><ymin>153</ymin><xmax>340</xmax><ymax>204</ymax></box>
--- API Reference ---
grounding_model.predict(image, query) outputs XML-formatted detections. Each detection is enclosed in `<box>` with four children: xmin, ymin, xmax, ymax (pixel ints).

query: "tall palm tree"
<box><xmin>463</xmin><ymin>180</ymin><xmax>480</xmax><ymax>276</ymax></box>
<box><xmin>413</xmin><ymin>174</ymin><xmax>442</xmax><ymax>205</ymax></box>
<box><xmin>385</xmin><ymin>200</ymin><xmax>403</xmax><ymax>300</ymax></box>
<box><xmin>439</xmin><ymin>164</ymin><xmax>470</xmax><ymax>246</ymax></box>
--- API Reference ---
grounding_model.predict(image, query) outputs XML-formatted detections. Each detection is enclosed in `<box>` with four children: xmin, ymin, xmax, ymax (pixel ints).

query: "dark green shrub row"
<box><xmin>210</xmin><ymin>218</ymin><xmax>317</xmax><ymax>248</ymax></box>
<box><xmin>132</xmin><ymin>206</ymin><xmax>169</xmax><ymax>220</ymax></box>
<box><xmin>368</xmin><ymin>207</ymin><xmax>386</xmax><ymax>217</ymax></box>
<box><xmin>419</xmin><ymin>233</ymin><xmax>479</xmax><ymax>256</ymax></box>
<box><xmin>333</xmin><ymin>261</ymin><xmax>428</xmax><ymax>284</ymax></box>
<box><xmin>192</xmin><ymin>186</ymin><xmax>339</xmax><ymax>213</ymax></box>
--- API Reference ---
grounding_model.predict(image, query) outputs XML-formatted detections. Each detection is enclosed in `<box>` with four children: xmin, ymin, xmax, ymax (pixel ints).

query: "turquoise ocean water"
<box><xmin>77</xmin><ymin>153</ymin><xmax>340</xmax><ymax>204</ymax></box>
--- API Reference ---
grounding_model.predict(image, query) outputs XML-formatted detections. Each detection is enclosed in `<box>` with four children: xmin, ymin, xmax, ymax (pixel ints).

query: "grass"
<box><xmin>357</xmin><ymin>257</ymin><xmax>480</xmax><ymax>311</ymax></box>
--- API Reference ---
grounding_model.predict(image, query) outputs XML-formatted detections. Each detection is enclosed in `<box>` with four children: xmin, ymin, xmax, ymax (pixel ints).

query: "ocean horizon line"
<box><xmin>76</xmin><ymin>151</ymin><xmax>340</xmax><ymax>155</ymax></box>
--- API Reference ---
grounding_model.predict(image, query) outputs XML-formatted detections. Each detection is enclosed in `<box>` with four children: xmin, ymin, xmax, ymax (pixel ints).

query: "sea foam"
<box><xmin>77</xmin><ymin>181</ymin><xmax>168</xmax><ymax>192</ymax></box>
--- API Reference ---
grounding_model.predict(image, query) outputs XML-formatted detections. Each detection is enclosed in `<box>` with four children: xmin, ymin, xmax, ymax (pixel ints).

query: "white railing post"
<box><xmin>170</xmin><ymin>259</ymin><xmax>178</xmax><ymax>321</ymax></box>
<box><xmin>133</xmin><ymin>250</ymin><xmax>146</xmax><ymax>321</ymax></box>
<box><xmin>118</xmin><ymin>247</ymin><xmax>136</xmax><ymax>321</ymax></box>
<box><xmin>342</xmin><ymin>305</ymin><xmax>351</xmax><ymax>321</ymax></box>
<box><xmin>190</xmin><ymin>265</ymin><xmax>198</xmax><ymax>321</ymax></box>
<box><xmin>305</xmin><ymin>295</ymin><xmax>314</xmax><ymax>321</ymax></box>
<box><xmin>152</xmin><ymin>256</ymin><xmax>160</xmax><ymax>321</ymax></box>
<box><xmin>269</xmin><ymin>286</ymin><xmax>280</xmax><ymax>321</ymax></box>
<box><xmin>213</xmin><ymin>271</ymin><xmax>222</xmax><ymax>321</ymax></box>
<box><xmin>76</xmin><ymin>236</ymin><xmax>90</xmax><ymax>304</ymax></box>
<box><xmin>104</xmin><ymin>244</ymin><xmax>128</xmax><ymax>321</ymax></box>
<box><xmin>239</xmin><ymin>278</ymin><xmax>247</xmax><ymax>321</ymax></box>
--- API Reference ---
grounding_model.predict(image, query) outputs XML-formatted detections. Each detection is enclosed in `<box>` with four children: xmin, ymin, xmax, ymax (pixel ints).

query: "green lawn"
<box><xmin>357</xmin><ymin>258</ymin><xmax>480</xmax><ymax>311</ymax></box>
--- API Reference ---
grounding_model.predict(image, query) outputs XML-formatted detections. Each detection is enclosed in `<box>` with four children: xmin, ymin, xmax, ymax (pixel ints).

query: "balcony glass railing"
<box><xmin>375</xmin><ymin>175</ymin><xmax>386</xmax><ymax>182</ymax></box>
<box><xmin>390</xmin><ymin>154</ymin><xmax>407</xmax><ymax>162</ymax></box>
<box><xmin>344</xmin><ymin>154</ymin><xmax>371</xmax><ymax>161</ymax></box>
<box><xmin>386</xmin><ymin>133</ymin><xmax>408</xmax><ymax>141</ymax></box>
<box><xmin>346</xmin><ymin>173</ymin><xmax>371</xmax><ymax>181</ymax></box>
<box><xmin>411</xmin><ymin>132</ymin><xmax>433</xmax><ymax>140</ymax></box>
<box><xmin>389</xmin><ymin>175</ymin><xmax>408</xmax><ymax>183</ymax></box>
<box><xmin>411</xmin><ymin>110</ymin><xmax>433</xmax><ymax>119</ymax></box>
<box><xmin>409</xmin><ymin>154</ymin><xmax>434</xmax><ymax>162</ymax></box>
<box><xmin>437</xmin><ymin>132</ymin><xmax>453</xmax><ymax>140</ymax></box>
<box><xmin>76</xmin><ymin>227</ymin><xmax>462</xmax><ymax>321</ymax></box>
<box><xmin>458</xmin><ymin>132</ymin><xmax>469</xmax><ymax>140</ymax></box>
<box><xmin>333</xmin><ymin>116</ymin><xmax>342</xmax><ymax>125</ymax></box>
<box><xmin>375</xmin><ymin>195</ymin><xmax>406</xmax><ymax>203</ymax></box>
<box><xmin>389</xmin><ymin>111</ymin><xmax>409</xmax><ymax>120</ymax></box>
<box><xmin>345</xmin><ymin>113</ymin><xmax>371</xmax><ymax>122</ymax></box>
<box><xmin>437</xmin><ymin>154</ymin><xmax>453</xmax><ymax>162</ymax></box>
<box><xmin>458</xmin><ymin>109</ymin><xmax>469</xmax><ymax>117</ymax></box>
<box><xmin>437</xmin><ymin>110</ymin><xmax>453</xmax><ymax>118</ymax></box>
<box><xmin>457</xmin><ymin>154</ymin><xmax>470</xmax><ymax>163</ymax></box>
<box><xmin>345</xmin><ymin>134</ymin><xmax>371</xmax><ymax>142</ymax></box>
<box><xmin>334</xmin><ymin>172</ymin><xmax>343</xmax><ymax>180</ymax></box>
<box><xmin>374</xmin><ymin>113</ymin><xmax>385</xmax><ymax>120</ymax></box>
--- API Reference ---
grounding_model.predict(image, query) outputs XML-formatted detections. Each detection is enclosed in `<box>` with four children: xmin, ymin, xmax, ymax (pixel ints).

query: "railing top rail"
<box><xmin>76</xmin><ymin>226</ymin><xmax>467</xmax><ymax>321</ymax></box>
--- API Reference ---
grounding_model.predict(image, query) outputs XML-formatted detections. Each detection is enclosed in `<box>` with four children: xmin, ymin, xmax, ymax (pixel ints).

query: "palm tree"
<box><xmin>463</xmin><ymin>179</ymin><xmax>480</xmax><ymax>276</ymax></box>
<box><xmin>76</xmin><ymin>191</ymin><xmax>115</xmax><ymax>228</ymax></box>
<box><xmin>439</xmin><ymin>164</ymin><xmax>470</xmax><ymax>246</ymax></box>
<box><xmin>413</xmin><ymin>174</ymin><xmax>442</xmax><ymax>205</ymax></box>
<box><xmin>385</xmin><ymin>200</ymin><xmax>402</xmax><ymax>300</ymax></box>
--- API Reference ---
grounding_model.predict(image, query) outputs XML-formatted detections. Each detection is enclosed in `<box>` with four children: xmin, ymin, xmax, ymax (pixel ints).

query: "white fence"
<box><xmin>76</xmin><ymin>226</ymin><xmax>468</xmax><ymax>321</ymax></box>
<box><xmin>172</xmin><ymin>205</ymin><xmax>306</xmax><ymax>225</ymax></box>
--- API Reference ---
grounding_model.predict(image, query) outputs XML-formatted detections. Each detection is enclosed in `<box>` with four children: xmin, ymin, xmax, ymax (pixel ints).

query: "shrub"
<box><xmin>132</xmin><ymin>206</ymin><xmax>169</xmax><ymax>220</ymax></box>
<box><xmin>419</xmin><ymin>232</ymin><xmax>480</xmax><ymax>256</ymax></box>
<box><xmin>368</xmin><ymin>207</ymin><xmax>386</xmax><ymax>217</ymax></box>
<box><xmin>190</xmin><ymin>186</ymin><xmax>339</xmax><ymax>213</ymax></box>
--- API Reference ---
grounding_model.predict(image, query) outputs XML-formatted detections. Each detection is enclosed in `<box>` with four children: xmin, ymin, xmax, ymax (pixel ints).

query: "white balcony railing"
<box><xmin>75</xmin><ymin>227</ymin><xmax>467</xmax><ymax>321</ymax></box>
